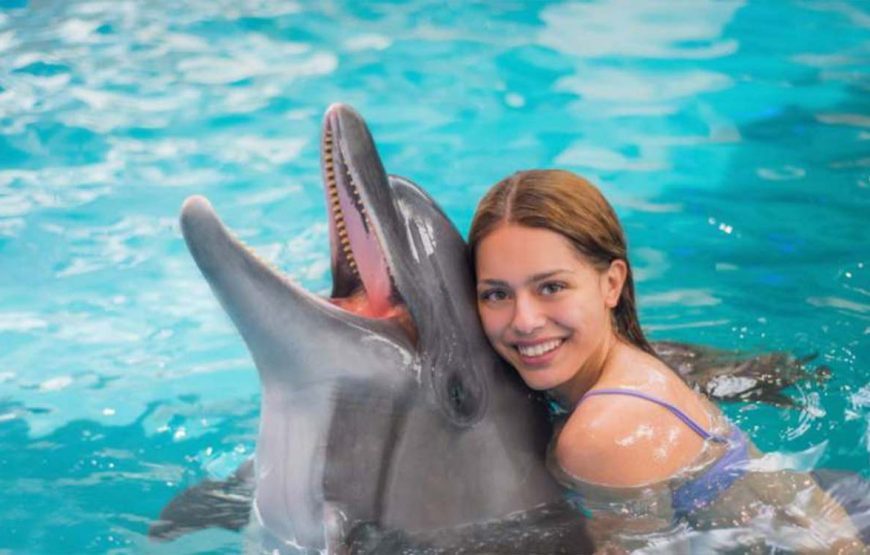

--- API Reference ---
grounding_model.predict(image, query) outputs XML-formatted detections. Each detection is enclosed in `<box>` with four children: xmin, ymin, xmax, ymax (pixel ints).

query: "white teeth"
<box><xmin>517</xmin><ymin>339</ymin><xmax>562</xmax><ymax>358</ymax></box>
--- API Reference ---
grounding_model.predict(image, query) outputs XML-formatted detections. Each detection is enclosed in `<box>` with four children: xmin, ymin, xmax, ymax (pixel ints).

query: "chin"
<box><xmin>516</xmin><ymin>368</ymin><xmax>568</xmax><ymax>392</ymax></box>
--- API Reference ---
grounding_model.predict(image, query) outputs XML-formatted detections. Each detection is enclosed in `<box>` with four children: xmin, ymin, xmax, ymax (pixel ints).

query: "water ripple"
<box><xmin>539</xmin><ymin>1</ymin><xmax>742</xmax><ymax>59</ymax></box>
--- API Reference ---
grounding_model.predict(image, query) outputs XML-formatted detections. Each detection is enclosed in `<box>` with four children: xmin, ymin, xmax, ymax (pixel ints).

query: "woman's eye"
<box><xmin>479</xmin><ymin>289</ymin><xmax>508</xmax><ymax>302</ymax></box>
<box><xmin>539</xmin><ymin>282</ymin><xmax>565</xmax><ymax>296</ymax></box>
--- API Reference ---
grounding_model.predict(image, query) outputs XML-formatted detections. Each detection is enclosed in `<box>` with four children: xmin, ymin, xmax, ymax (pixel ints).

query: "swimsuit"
<box><xmin>572</xmin><ymin>388</ymin><xmax>750</xmax><ymax>517</ymax></box>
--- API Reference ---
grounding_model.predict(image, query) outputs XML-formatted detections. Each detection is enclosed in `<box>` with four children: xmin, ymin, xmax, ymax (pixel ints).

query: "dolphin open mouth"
<box><xmin>320</xmin><ymin>104</ymin><xmax>417</xmax><ymax>343</ymax></box>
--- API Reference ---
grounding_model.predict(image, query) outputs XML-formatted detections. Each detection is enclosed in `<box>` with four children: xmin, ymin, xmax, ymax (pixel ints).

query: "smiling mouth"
<box><xmin>516</xmin><ymin>339</ymin><xmax>564</xmax><ymax>359</ymax></box>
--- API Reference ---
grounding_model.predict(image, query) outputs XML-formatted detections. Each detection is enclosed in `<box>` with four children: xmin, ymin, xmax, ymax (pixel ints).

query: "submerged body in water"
<box><xmin>551</xmin><ymin>391</ymin><xmax>867</xmax><ymax>552</ymax></box>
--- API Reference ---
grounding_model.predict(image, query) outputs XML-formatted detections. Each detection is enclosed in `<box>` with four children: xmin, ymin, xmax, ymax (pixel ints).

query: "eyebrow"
<box><xmin>478</xmin><ymin>269</ymin><xmax>571</xmax><ymax>287</ymax></box>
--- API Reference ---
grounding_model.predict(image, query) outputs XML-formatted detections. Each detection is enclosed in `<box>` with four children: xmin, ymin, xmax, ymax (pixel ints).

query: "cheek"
<box><xmin>549</xmin><ymin>295</ymin><xmax>605</xmax><ymax>333</ymax></box>
<box><xmin>547</xmin><ymin>302</ymin><xmax>583</xmax><ymax>329</ymax></box>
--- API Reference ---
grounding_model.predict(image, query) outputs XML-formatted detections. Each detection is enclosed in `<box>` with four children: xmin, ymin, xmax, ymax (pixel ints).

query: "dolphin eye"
<box><xmin>446</xmin><ymin>373</ymin><xmax>473</xmax><ymax>419</ymax></box>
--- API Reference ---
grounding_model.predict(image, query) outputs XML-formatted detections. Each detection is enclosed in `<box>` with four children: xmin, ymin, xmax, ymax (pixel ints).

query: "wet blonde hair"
<box><xmin>469</xmin><ymin>169</ymin><xmax>654</xmax><ymax>355</ymax></box>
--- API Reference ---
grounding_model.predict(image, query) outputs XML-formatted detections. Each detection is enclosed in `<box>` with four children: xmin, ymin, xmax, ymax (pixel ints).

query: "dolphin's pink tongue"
<box><xmin>336</xmin><ymin>171</ymin><xmax>393</xmax><ymax>317</ymax></box>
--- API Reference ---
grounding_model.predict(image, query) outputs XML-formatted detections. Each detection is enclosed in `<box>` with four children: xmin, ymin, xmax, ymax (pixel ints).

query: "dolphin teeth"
<box><xmin>233</xmin><ymin>235</ymin><xmax>284</xmax><ymax>277</ymax></box>
<box><xmin>322</xmin><ymin>128</ymin><xmax>358</xmax><ymax>276</ymax></box>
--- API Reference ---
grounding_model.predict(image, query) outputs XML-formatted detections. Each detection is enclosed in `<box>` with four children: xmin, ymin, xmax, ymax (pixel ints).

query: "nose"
<box><xmin>510</xmin><ymin>292</ymin><xmax>545</xmax><ymax>336</ymax></box>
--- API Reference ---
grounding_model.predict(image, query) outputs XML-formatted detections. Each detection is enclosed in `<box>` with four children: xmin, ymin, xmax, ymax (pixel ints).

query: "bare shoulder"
<box><xmin>554</xmin><ymin>388</ymin><xmax>709</xmax><ymax>488</ymax></box>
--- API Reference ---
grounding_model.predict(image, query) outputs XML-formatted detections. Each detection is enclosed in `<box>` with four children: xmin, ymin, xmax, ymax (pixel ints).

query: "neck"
<box><xmin>550</xmin><ymin>329</ymin><xmax>621</xmax><ymax>409</ymax></box>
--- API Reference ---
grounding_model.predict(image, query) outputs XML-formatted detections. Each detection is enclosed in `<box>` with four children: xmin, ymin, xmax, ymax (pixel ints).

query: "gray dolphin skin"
<box><xmin>162</xmin><ymin>104</ymin><xmax>592</xmax><ymax>552</ymax></box>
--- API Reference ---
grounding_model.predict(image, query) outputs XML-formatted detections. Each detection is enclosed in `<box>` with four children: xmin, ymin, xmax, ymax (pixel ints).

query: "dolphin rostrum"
<box><xmin>161</xmin><ymin>103</ymin><xmax>592</xmax><ymax>552</ymax></box>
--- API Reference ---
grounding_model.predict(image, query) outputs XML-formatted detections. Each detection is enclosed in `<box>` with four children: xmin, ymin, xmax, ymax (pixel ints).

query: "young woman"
<box><xmin>470</xmin><ymin>169</ymin><xmax>862</xmax><ymax>553</ymax></box>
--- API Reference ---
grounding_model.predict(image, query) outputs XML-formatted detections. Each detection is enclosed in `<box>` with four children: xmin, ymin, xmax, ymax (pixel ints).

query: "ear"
<box><xmin>602</xmin><ymin>259</ymin><xmax>627</xmax><ymax>308</ymax></box>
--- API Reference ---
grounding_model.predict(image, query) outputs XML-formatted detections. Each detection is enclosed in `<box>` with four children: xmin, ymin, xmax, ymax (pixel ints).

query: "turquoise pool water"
<box><xmin>0</xmin><ymin>0</ymin><xmax>867</xmax><ymax>552</ymax></box>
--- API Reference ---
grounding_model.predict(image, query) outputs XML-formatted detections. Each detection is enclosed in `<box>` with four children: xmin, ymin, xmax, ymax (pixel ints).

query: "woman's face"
<box><xmin>474</xmin><ymin>224</ymin><xmax>623</xmax><ymax>393</ymax></box>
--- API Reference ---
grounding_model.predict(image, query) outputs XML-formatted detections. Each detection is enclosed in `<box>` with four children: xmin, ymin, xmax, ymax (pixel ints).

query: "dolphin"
<box><xmin>157</xmin><ymin>103</ymin><xmax>593</xmax><ymax>552</ymax></box>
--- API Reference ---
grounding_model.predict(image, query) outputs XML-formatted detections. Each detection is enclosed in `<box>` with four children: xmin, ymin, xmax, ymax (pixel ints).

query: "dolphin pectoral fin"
<box><xmin>149</xmin><ymin>459</ymin><xmax>255</xmax><ymax>541</ymax></box>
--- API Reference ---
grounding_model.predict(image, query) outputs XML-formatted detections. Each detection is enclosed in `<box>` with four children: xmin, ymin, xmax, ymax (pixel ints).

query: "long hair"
<box><xmin>469</xmin><ymin>169</ymin><xmax>655</xmax><ymax>355</ymax></box>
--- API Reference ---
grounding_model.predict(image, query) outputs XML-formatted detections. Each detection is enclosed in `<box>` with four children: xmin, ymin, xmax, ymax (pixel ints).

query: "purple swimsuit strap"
<box><xmin>580</xmin><ymin>388</ymin><xmax>727</xmax><ymax>443</ymax></box>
